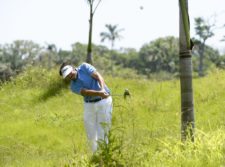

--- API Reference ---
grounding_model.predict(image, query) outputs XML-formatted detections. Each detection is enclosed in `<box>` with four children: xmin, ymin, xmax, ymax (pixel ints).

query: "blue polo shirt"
<box><xmin>70</xmin><ymin>63</ymin><xmax>110</xmax><ymax>102</ymax></box>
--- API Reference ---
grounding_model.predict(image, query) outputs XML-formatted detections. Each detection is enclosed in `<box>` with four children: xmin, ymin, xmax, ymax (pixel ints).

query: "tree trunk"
<box><xmin>110</xmin><ymin>41</ymin><xmax>114</xmax><ymax>75</ymax></box>
<box><xmin>198</xmin><ymin>43</ymin><xmax>205</xmax><ymax>77</ymax></box>
<box><xmin>86</xmin><ymin>5</ymin><xmax>93</xmax><ymax>65</ymax></box>
<box><xmin>179</xmin><ymin>0</ymin><xmax>195</xmax><ymax>142</ymax></box>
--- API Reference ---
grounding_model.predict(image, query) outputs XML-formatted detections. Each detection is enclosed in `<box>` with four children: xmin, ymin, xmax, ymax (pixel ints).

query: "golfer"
<box><xmin>59</xmin><ymin>62</ymin><xmax>113</xmax><ymax>152</ymax></box>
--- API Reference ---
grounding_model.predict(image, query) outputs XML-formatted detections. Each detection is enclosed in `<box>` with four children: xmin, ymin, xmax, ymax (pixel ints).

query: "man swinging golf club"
<box><xmin>59</xmin><ymin>62</ymin><xmax>113</xmax><ymax>152</ymax></box>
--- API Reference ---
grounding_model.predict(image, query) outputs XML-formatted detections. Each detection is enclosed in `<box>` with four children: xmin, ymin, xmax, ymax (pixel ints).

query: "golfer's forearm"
<box><xmin>97</xmin><ymin>74</ymin><xmax>105</xmax><ymax>90</ymax></box>
<box><xmin>80</xmin><ymin>89</ymin><xmax>102</xmax><ymax>96</ymax></box>
<box><xmin>91</xmin><ymin>72</ymin><xmax>105</xmax><ymax>90</ymax></box>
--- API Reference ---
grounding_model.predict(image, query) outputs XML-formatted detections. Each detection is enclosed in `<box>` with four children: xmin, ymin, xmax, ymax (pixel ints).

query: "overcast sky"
<box><xmin>0</xmin><ymin>0</ymin><xmax>225</xmax><ymax>52</ymax></box>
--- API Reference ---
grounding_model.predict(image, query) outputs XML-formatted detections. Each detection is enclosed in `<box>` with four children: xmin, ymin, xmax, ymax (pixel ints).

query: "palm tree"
<box><xmin>194</xmin><ymin>17</ymin><xmax>214</xmax><ymax>77</ymax></box>
<box><xmin>85</xmin><ymin>0</ymin><xmax>102</xmax><ymax>65</ymax></box>
<box><xmin>100</xmin><ymin>24</ymin><xmax>124</xmax><ymax>50</ymax></box>
<box><xmin>100</xmin><ymin>24</ymin><xmax>124</xmax><ymax>74</ymax></box>
<box><xmin>179</xmin><ymin>0</ymin><xmax>195</xmax><ymax>142</ymax></box>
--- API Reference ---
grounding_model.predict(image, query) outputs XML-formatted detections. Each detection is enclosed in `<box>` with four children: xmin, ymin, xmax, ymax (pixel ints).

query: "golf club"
<box><xmin>111</xmin><ymin>89</ymin><xmax>131</xmax><ymax>99</ymax></box>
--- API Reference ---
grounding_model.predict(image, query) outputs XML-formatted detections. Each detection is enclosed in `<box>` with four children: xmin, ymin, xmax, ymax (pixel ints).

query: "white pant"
<box><xmin>84</xmin><ymin>96</ymin><xmax>113</xmax><ymax>152</ymax></box>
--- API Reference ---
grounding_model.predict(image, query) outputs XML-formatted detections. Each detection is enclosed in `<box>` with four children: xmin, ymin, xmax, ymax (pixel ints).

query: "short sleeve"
<box><xmin>70</xmin><ymin>82</ymin><xmax>82</xmax><ymax>95</ymax></box>
<box><xmin>81</xmin><ymin>63</ymin><xmax>96</xmax><ymax>75</ymax></box>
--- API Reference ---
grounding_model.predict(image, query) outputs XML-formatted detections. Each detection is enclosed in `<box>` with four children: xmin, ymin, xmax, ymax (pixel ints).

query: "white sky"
<box><xmin>0</xmin><ymin>0</ymin><xmax>224</xmax><ymax>52</ymax></box>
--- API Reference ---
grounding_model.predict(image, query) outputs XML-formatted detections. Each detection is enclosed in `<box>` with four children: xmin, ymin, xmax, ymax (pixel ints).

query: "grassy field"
<box><xmin>0</xmin><ymin>67</ymin><xmax>224</xmax><ymax>167</ymax></box>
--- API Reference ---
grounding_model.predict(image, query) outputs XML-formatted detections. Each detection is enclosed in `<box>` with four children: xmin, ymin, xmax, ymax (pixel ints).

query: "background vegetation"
<box><xmin>0</xmin><ymin>35</ymin><xmax>225</xmax><ymax>82</ymax></box>
<box><xmin>0</xmin><ymin>67</ymin><xmax>224</xmax><ymax>166</ymax></box>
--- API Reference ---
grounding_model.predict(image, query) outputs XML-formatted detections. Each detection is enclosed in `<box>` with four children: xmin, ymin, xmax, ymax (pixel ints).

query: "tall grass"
<box><xmin>0</xmin><ymin>67</ymin><xmax>224</xmax><ymax>166</ymax></box>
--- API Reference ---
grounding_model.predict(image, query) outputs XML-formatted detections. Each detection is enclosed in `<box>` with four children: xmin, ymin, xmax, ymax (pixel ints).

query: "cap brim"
<box><xmin>62</xmin><ymin>66</ymin><xmax>73</xmax><ymax>78</ymax></box>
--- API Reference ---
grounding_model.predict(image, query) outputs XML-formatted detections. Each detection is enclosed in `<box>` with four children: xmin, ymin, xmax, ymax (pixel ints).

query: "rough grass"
<box><xmin>0</xmin><ymin>67</ymin><xmax>224</xmax><ymax>167</ymax></box>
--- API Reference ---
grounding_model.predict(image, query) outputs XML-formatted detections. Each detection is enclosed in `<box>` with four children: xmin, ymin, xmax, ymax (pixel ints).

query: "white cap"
<box><xmin>61</xmin><ymin>65</ymin><xmax>73</xmax><ymax>78</ymax></box>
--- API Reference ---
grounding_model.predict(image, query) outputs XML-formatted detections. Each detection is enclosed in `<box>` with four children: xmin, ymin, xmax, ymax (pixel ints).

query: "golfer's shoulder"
<box><xmin>80</xmin><ymin>62</ymin><xmax>94</xmax><ymax>68</ymax></box>
<box><xmin>80</xmin><ymin>62</ymin><xmax>96</xmax><ymax>72</ymax></box>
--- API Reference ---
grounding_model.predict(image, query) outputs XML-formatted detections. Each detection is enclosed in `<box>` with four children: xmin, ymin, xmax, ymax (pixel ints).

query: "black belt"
<box><xmin>85</xmin><ymin>98</ymin><xmax>102</xmax><ymax>103</ymax></box>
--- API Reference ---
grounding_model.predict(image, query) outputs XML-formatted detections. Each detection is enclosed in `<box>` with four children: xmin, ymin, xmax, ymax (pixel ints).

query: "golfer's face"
<box><xmin>66</xmin><ymin>70</ymin><xmax>77</xmax><ymax>80</ymax></box>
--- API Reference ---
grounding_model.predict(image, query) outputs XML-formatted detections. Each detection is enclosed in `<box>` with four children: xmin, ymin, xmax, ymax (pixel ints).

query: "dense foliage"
<box><xmin>0</xmin><ymin>36</ymin><xmax>224</xmax><ymax>82</ymax></box>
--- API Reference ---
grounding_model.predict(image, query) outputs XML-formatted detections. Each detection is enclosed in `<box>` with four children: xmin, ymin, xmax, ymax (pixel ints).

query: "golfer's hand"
<box><xmin>99</xmin><ymin>90</ymin><xmax>110</xmax><ymax>99</ymax></box>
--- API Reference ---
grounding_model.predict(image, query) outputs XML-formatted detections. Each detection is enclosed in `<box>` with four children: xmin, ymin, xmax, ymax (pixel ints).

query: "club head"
<box><xmin>123</xmin><ymin>88</ymin><xmax>131</xmax><ymax>99</ymax></box>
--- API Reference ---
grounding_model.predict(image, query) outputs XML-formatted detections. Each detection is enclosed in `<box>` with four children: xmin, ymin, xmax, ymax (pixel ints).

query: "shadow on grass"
<box><xmin>37</xmin><ymin>79</ymin><xmax>70</xmax><ymax>102</ymax></box>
